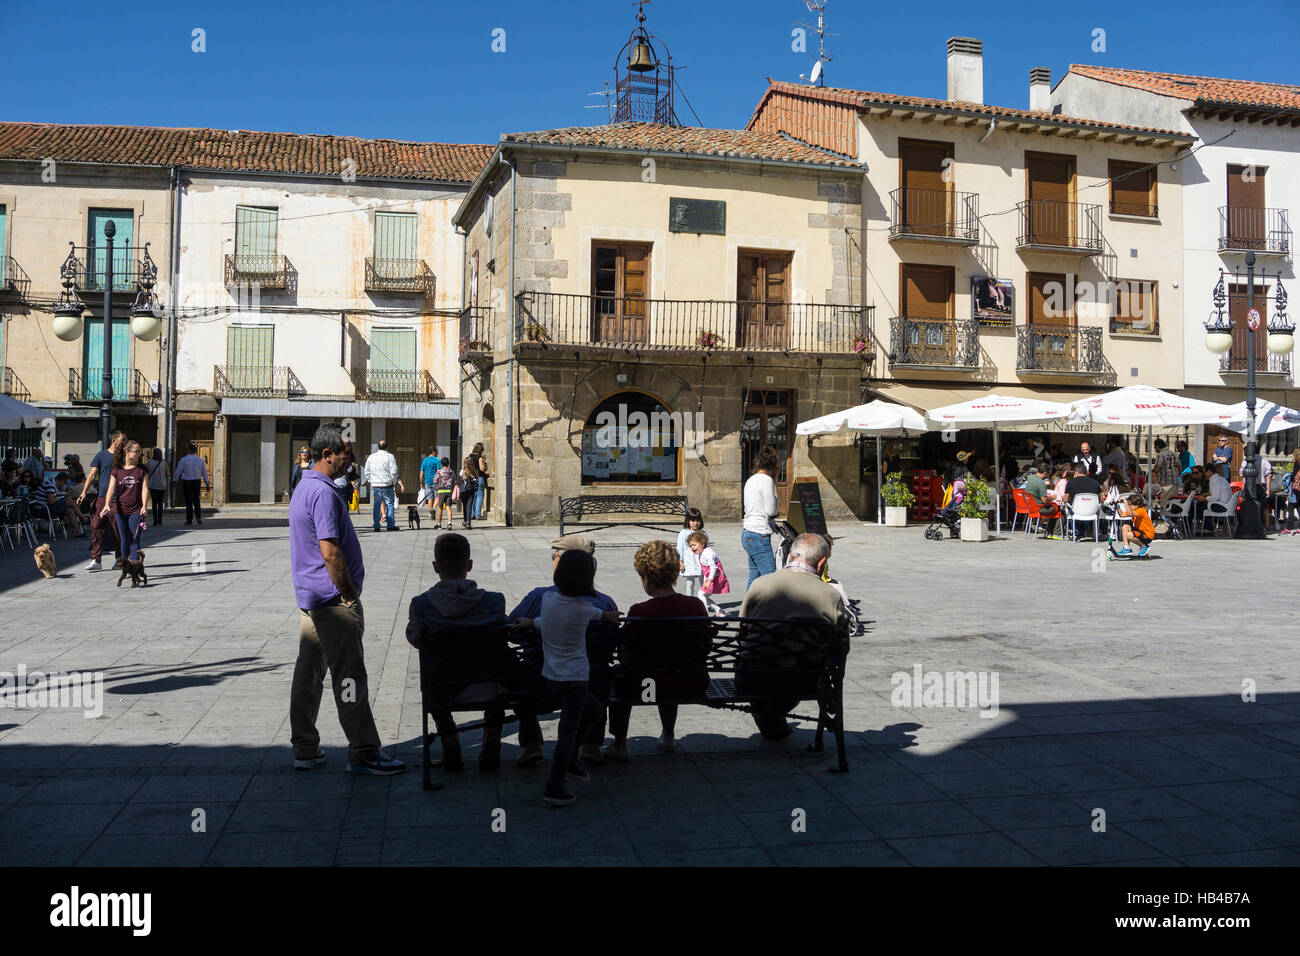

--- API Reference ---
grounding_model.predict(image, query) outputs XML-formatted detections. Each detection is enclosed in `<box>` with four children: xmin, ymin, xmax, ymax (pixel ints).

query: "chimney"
<box><xmin>1029</xmin><ymin>67</ymin><xmax>1051</xmax><ymax>112</ymax></box>
<box><xmin>946</xmin><ymin>37</ymin><xmax>983</xmax><ymax>105</ymax></box>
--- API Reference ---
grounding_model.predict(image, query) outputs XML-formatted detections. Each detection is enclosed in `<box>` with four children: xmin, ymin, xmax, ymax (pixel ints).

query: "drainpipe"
<box><xmin>164</xmin><ymin>166</ymin><xmax>182</xmax><ymax>506</ymax></box>
<box><xmin>504</xmin><ymin>155</ymin><xmax>517</xmax><ymax>527</ymax></box>
<box><xmin>455</xmin><ymin>223</ymin><xmax>467</xmax><ymax>488</ymax></box>
<box><xmin>978</xmin><ymin>116</ymin><xmax>997</xmax><ymax>145</ymax></box>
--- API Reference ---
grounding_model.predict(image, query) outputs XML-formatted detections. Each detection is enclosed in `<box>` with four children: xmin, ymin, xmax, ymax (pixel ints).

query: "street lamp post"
<box><xmin>1205</xmin><ymin>251</ymin><xmax>1295</xmax><ymax>539</ymax></box>
<box><xmin>97</xmin><ymin>220</ymin><xmax>117</xmax><ymax>449</ymax></box>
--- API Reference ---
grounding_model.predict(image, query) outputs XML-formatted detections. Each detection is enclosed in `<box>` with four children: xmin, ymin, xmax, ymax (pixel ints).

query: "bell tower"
<box><xmin>613</xmin><ymin>1</ymin><xmax>680</xmax><ymax>125</ymax></box>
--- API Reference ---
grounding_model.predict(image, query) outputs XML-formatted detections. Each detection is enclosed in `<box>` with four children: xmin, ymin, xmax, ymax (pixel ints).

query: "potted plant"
<box><xmin>957</xmin><ymin>475</ymin><xmax>993</xmax><ymax>542</ymax></box>
<box><xmin>852</xmin><ymin>332</ymin><xmax>871</xmax><ymax>355</ymax></box>
<box><xmin>881</xmin><ymin>473</ymin><xmax>915</xmax><ymax>527</ymax></box>
<box><xmin>524</xmin><ymin>322</ymin><xmax>551</xmax><ymax>343</ymax></box>
<box><xmin>695</xmin><ymin>330</ymin><xmax>723</xmax><ymax>349</ymax></box>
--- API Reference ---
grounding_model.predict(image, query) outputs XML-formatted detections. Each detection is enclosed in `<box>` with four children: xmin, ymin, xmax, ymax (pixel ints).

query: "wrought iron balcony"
<box><xmin>1016</xmin><ymin>200</ymin><xmax>1104</xmax><ymax>253</ymax></box>
<box><xmin>2</xmin><ymin>367</ymin><xmax>31</xmax><ymax>402</ymax></box>
<box><xmin>1217</xmin><ymin>312</ymin><xmax>1292</xmax><ymax>375</ymax></box>
<box><xmin>2</xmin><ymin>256</ymin><xmax>31</xmax><ymax>301</ymax></box>
<box><xmin>224</xmin><ymin>254</ymin><xmax>297</xmax><ymax>293</ymax></box>
<box><xmin>68</xmin><ymin>368</ymin><xmax>156</xmax><ymax>404</ymax></box>
<box><xmin>1016</xmin><ymin>325</ymin><xmax>1104</xmax><ymax>374</ymax></box>
<box><xmin>71</xmin><ymin>243</ymin><xmax>155</xmax><ymax>293</ymax></box>
<box><xmin>515</xmin><ymin>292</ymin><xmax>870</xmax><ymax>354</ymax></box>
<box><xmin>350</xmin><ymin>368</ymin><xmax>444</xmax><ymax>401</ymax></box>
<box><xmin>888</xmin><ymin>188</ymin><xmax>979</xmax><ymax>243</ymax></box>
<box><xmin>1218</xmin><ymin>206</ymin><xmax>1291</xmax><ymax>255</ymax></box>
<box><xmin>459</xmin><ymin>306</ymin><xmax>494</xmax><ymax>362</ymax></box>
<box><xmin>213</xmin><ymin>365</ymin><xmax>307</xmax><ymax>399</ymax></box>
<box><xmin>364</xmin><ymin>258</ymin><xmax>435</xmax><ymax>296</ymax></box>
<box><xmin>887</xmin><ymin>316</ymin><xmax>979</xmax><ymax>369</ymax></box>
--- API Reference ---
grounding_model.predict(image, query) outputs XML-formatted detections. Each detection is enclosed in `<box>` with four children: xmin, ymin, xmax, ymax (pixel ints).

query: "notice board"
<box><xmin>786</xmin><ymin>477</ymin><xmax>828</xmax><ymax>536</ymax></box>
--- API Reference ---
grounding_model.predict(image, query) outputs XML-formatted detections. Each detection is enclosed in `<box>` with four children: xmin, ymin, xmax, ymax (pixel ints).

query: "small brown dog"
<box><xmin>116</xmin><ymin>552</ymin><xmax>148</xmax><ymax>588</ymax></box>
<box><xmin>34</xmin><ymin>543</ymin><xmax>57</xmax><ymax>579</ymax></box>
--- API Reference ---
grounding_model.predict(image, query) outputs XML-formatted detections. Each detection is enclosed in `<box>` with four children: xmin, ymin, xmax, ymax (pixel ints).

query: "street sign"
<box><xmin>1247</xmin><ymin>308</ymin><xmax>1261</xmax><ymax>331</ymax></box>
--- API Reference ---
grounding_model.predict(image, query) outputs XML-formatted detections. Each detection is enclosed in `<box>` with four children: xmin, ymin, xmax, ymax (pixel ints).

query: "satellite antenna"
<box><xmin>795</xmin><ymin>0</ymin><xmax>834</xmax><ymax>86</ymax></box>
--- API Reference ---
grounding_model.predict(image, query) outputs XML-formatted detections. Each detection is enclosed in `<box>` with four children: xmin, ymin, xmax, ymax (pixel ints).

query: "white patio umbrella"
<box><xmin>1066</xmin><ymin>384</ymin><xmax>1240</xmax><ymax>504</ymax></box>
<box><xmin>796</xmin><ymin>400</ymin><xmax>929</xmax><ymax>525</ymax></box>
<box><xmin>0</xmin><ymin>393</ymin><xmax>49</xmax><ymax>431</ymax></box>
<box><xmin>1223</xmin><ymin>400</ymin><xmax>1300</xmax><ymax>436</ymax></box>
<box><xmin>926</xmin><ymin>394</ymin><xmax>1072</xmax><ymax>536</ymax></box>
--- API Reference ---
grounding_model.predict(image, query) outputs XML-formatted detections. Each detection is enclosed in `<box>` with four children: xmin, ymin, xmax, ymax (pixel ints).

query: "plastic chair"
<box><xmin>1067</xmin><ymin>493</ymin><xmax>1102</xmax><ymax>542</ymax></box>
<box><xmin>1010</xmin><ymin>488</ymin><xmax>1031</xmax><ymax>534</ymax></box>
<box><xmin>1022</xmin><ymin>495</ymin><xmax>1059</xmax><ymax>538</ymax></box>
<box><xmin>3</xmin><ymin>500</ymin><xmax>36</xmax><ymax>549</ymax></box>
<box><xmin>1163</xmin><ymin>497</ymin><xmax>1192</xmax><ymax>538</ymax></box>
<box><xmin>1205</xmin><ymin>491</ymin><xmax>1241</xmax><ymax>537</ymax></box>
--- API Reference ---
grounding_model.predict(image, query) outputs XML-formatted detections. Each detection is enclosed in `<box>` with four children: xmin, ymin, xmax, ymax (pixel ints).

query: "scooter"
<box><xmin>1106</xmin><ymin>536</ymin><xmax>1154</xmax><ymax>561</ymax></box>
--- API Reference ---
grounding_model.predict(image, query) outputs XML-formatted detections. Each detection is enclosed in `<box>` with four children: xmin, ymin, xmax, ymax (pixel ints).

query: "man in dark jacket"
<box><xmin>406</xmin><ymin>533</ymin><xmax>524</xmax><ymax>772</ymax></box>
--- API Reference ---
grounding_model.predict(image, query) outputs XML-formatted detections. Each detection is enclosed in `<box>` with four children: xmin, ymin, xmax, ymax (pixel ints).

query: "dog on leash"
<box><xmin>116</xmin><ymin>552</ymin><xmax>148</xmax><ymax>588</ymax></box>
<box><xmin>34</xmin><ymin>544</ymin><xmax>57</xmax><ymax>579</ymax></box>
<box><xmin>407</xmin><ymin>506</ymin><xmax>421</xmax><ymax>530</ymax></box>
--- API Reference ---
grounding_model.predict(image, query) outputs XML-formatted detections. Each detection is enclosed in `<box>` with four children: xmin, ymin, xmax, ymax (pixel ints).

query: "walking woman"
<box><xmin>469</xmin><ymin>442</ymin><xmax>489</xmax><ymax>520</ymax></box>
<box><xmin>145</xmin><ymin>447</ymin><xmax>169</xmax><ymax>526</ymax></box>
<box><xmin>290</xmin><ymin>445</ymin><xmax>313</xmax><ymax>496</ymax></box>
<box><xmin>459</xmin><ymin>454</ymin><xmax>479</xmax><ymax>530</ymax></box>
<box><xmin>742</xmin><ymin>444</ymin><xmax>780</xmax><ymax>590</ymax></box>
<box><xmin>101</xmin><ymin>440</ymin><xmax>149</xmax><ymax>568</ymax></box>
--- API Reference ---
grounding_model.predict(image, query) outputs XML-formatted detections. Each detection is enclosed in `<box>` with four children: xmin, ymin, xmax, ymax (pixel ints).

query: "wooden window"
<box><xmin>898</xmin><ymin>139</ymin><xmax>954</xmax><ymax>236</ymax></box>
<box><xmin>369</xmin><ymin>327</ymin><xmax>417</xmax><ymax>394</ymax></box>
<box><xmin>226</xmin><ymin>324</ymin><xmax>275</xmax><ymax>391</ymax></box>
<box><xmin>1112</xmin><ymin>279</ymin><xmax>1158</xmax><ymax>334</ymax></box>
<box><xmin>1228</xmin><ymin>282</ymin><xmax>1269</xmax><ymax>369</ymax></box>
<box><xmin>1025</xmin><ymin>152</ymin><xmax>1076</xmax><ymax>246</ymax></box>
<box><xmin>1109</xmin><ymin>160</ymin><xmax>1157</xmax><ymax>217</ymax></box>
<box><xmin>1027</xmin><ymin>272</ymin><xmax>1074</xmax><ymax>326</ymax></box>
<box><xmin>738</xmin><ymin>250</ymin><xmax>792</xmax><ymax>348</ymax></box>
<box><xmin>373</xmin><ymin>212</ymin><xmax>419</xmax><ymax>278</ymax></box>
<box><xmin>900</xmin><ymin>264</ymin><xmax>954</xmax><ymax>319</ymax></box>
<box><xmin>86</xmin><ymin>208</ymin><xmax>135</xmax><ymax>291</ymax></box>
<box><xmin>591</xmin><ymin>242</ymin><xmax>651</xmax><ymax>343</ymax></box>
<box><xmin>234</xmin><ymin>206</ymin><xmax>278</xmax><ymax>272</ymax></box>
<box><xmin>0</xmin><ymin>204</ymin><xmax>6</xmax><ymax>286</ymax></box>
<box><xmin>83</xmin><ymin>317</ymin><xmax>131</xmax><ymax>400</ymax></box>
<box><xmin>1226</xmin><ymin>164</ymin><xmax>1266</xmax><ymax>247</ymax></box>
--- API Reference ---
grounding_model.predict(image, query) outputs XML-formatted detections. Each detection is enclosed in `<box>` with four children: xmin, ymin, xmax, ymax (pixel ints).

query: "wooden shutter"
<box><xmin>901</xmin><ymin>265</ymin><xmax>953</xmax><ymax>318</ymax></box>
<box><xmin>899</xmin><ymin>140</ymin><xmax>954</xmax><ymax>236</ymax></box>
<box><xmin>87</xmin><ymin>208</ymin><xmax>134</xmax><ymax>292</ymax></box>
<box><xmin>1226</xmin><ymin>165</ymin><xmax>1266</xmax><ymax>247</ymax></box>
<box><xmin>1228</xmin><ymin>282</ymin><xmax>1268</xmax><ymax>369</ymax></box>
<box><xmin>235</xmin><ymin>206</ymin><xmax>278</xmax><ymax>269</ymax></box>
<box><xmin>738</xmin><ymin>250</ymin><xmax>792</xmax><ymax>348</ymax></box>
<box><xmin>1110</xmin><ymin>160</ymin><xmax>1154</xmax><ymax>216</ymax></box>
<box><xmin>83</xmin><ymin>318</ymin><xmax>131</xmax><ymax>399</ymax></box>
<box><xmin>1027</xmin><ymin>273</ymin><xmax>1073</xmax><ymax>326</ymax></box>
<box><xmin>1027</xmin><ymin>154</ymin><xmax>1074</xmax><ymax>245</ymax></box>
<box><xmin>1114</xmin><ymin>280</ymin><xmax>1157</xmax><ymax>332</ymax></box>
<box><xmin>226</xmin><ymin>324</ymin><xmax>274</xmax><ymax>391</ymax></box>
<box><xmin>370</xmin><ymin>328</ymin><xmax>416</xmax><ymax>371</ymax></box>
<box><xmin>374</xmin><ymin>212</ymin><xmax>418</xmax><ymax>277</ymax></box>
<box><xmin>0</xmin><ymin>204</ymin><xmax>6</xmax><ymax>285</ymax></box>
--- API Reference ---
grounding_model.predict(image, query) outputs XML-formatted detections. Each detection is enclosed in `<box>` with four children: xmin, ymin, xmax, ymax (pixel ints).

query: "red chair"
<box><xmin>1022</xmin><ymin>494</ymin><xmax>1061</xmax><ymax>538</ymax></box>
<box><xmin>1010</xmin><ymin>488</ymin><xmax>1031</xmax><ymax>534</ymax></box>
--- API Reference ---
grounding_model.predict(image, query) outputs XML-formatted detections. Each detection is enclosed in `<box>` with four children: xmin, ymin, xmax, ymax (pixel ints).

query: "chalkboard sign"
<box><xmin>669</xmin><ymin>197</ymin><xmax>726</xmax><ymax>235</ymax></box>
<box><xmin>786</xmin><ymin>478</ymin><xmax>828</xmax><ymax>537</ymax></box>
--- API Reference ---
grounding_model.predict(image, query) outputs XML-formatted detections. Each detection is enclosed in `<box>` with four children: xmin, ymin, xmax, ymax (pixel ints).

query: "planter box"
<box><xmin>960</xmin><ymin>517</ymin><xmax>989</xmax><ymax>542</ymax></box>
<box><xmin>885</xmin><ymin>506</ymin><xmax>908</xmax><ymax>528</ymax></box>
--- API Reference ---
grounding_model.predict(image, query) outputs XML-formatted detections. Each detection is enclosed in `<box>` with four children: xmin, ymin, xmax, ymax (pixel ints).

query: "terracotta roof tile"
<box><xmin>1066</xmin><ymin>65</ymin><xmax>1300</xmax><ymax>113</ymax></box>
<box><xmin>0</xmin><ymin>122</ymin><xmax>494</xmax><ymax>183</ymax></box>
<box><xmin>500</xmin><ymin>122</ymin><xmax>860</xmax><ymax>167</ymax></box>
<box><xmin>753</xmin><ymin>80</ymin><xmax>1190</xmax><ymax>138</ymax></box>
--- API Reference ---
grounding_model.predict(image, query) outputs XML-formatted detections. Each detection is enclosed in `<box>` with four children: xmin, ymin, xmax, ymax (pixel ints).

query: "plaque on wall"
<box><xmin>973</xmin><ymin>276</ymin><xmax>1014</xmax><ymax>328</ymax></box>
<box><xmin>669</xmin><ymin>198</ymin><xmax>726</xmax><ymax>235</ymax></box>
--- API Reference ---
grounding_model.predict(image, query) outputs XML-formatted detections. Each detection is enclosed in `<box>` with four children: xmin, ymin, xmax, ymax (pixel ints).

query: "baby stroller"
<box><xmin>771</xmin><ymin>518</ymin><xmax>798</xmax><ymax>566</ymax></box>
<box><xmin>924</xmin><ymin>480</ymin><xmax>964</xmax><ymax>541</ymax></box>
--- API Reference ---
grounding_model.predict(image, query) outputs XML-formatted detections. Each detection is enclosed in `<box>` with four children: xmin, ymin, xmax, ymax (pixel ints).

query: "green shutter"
<box><xmin>226</xmin><ymin>324</ymin><xmax>275</xmax><ymax>390</ymax></box>
<box><xmin>87</xmin><ymin>208</ymin><xmax>134</xmax><ymax>292</ymax></box>
<box><xmin>374</xmin><ymin>212</ymin><xmax>418</xmax><ymax>278</ymax></box>
<box><xmin>234</xmin><ymin>206</ymin><xmax>278</xmax><ymax>271</ymax></box>
<box><xmin>0</xmin><ymin>204</ymin><xmax>6</xmax><ymax>286</ymax></box>
<box><xmin>84</xmin><ymin>317</ymin><xmax>131</xmax><ymax>399</ymax></box>
<box><xmin>369</xmin><ymin>328</ymin><xmax>416</xmax><ymax>394</ymax></box>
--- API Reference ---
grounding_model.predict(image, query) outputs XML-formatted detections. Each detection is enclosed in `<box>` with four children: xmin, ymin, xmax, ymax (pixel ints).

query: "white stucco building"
<box><xmin>1054</xmin><ymin>66</ymin><xmax>1299</xmax><ymax>465</ymax></box>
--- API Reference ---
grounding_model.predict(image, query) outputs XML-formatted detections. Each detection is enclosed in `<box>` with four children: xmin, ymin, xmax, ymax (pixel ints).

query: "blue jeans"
<box><xmin>116</xmin><ymin>512</ymin><xmax>143</xmax><ymax>560</ymax></box>
<box><xmin>742</xmin><ymin>530</ymin><xmax>775</xmax><ymax>590</ymax></box>
<box><xmin>371</xmin><ymin>486</ymin><xmax>396</xmax><ymax>529</ymax></box>
<box><xmin>545</xmin><ymin>679</ymin><xmax>602</xmax><ymax>786</ymax></box>
<box><xmin>473</xmin><ymin>483</ymin><xmax>486</xmax><ymax>519</ymax></box>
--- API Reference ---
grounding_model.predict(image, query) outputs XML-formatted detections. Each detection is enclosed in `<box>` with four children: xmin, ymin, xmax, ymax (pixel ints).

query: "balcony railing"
<box><xmin>364</xmin><ymin>258</ymin><xmax>435</xmax><ymax>296</ymax></box>
<box><xmin>1218</xmin><ymin>320</ymin><xmax>1292</xmax><ymax>375</ymax></box>
<box><xmin>1016</xmin><ymin>325</ymin><xmax>1104</xmax><ymax>374</ymax></box>
<box><xmin>515</xmin><ymin>292</ymin><xmax>870</xmax><ymax>354</ymax></box>
<box><xmin>1218</xmin><ymin>206</ymin><xmax>1292</xmax><ymax>255</ymax></box>
<box><xmin>2</xmin><ymin>256</ymin><xmax>31</xmax><ymax>300</ymax></box>
<box><xmin>888</xmin><ymin>316</ymin><xmax>979</xmax><ymax>369</ymax></box>
<box><xmin>1016</xmin><ymin>200</ymin><xmax>1104</xmax><ymax>253</ymax></box>
<box><xmin>213</xmin><ymin>365</ymin><xmax>307</xmax><ymax>399</ymax></box>
<box><xmin>2</xmin><ymin>367</ymin><xmax>31</xmax><ymax>402</ymax></box>
<box><xmin>69</xmin><ymin>368</ymin><xmax>155</xmax><ymax>403</ymax></box>
<box><xmin>224</xmin><ymin>254</ymin><xmax>296</xmax><ymax>293</ymax></box>
<box><xmin>72</xmin><ymin>244</ymin><xmax>153</xmax><ymax>293</ymax></box>
<box><xmin>459</xmin><ymin>306</ymin><xmax>494</xmax><ymax>361</ymax></box>
<box><xmin>888</xmin><ymin>188</ymin><xmax>979</xmax><ymax>243</ymax></box>
<box><xmin>350</xmin><ymin>368</ymin><xmax>444</xmax><ymax>401</ymax></box>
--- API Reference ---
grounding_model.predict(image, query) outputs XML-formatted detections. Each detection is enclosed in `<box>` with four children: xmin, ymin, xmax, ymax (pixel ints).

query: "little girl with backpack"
<box><xmin>687</xmin><ymin>531</ymin><xmax>729</xmax><ymax>617</ymax></box>
<box><xmin>433</xmin><ymin>457</ymin><xmax>457</xmax><ymax>529</ymax></box>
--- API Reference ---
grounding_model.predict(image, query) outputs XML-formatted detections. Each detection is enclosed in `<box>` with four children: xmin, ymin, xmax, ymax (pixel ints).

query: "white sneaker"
<box><xmin>658</xmin><ymin>735</ymin><xmax>676</xmax><ymax>753</ymax></box>
<box><xmin>86</xmin><ymin>560</ymin><xmax>102</xmax><ymax>571</ymax></box>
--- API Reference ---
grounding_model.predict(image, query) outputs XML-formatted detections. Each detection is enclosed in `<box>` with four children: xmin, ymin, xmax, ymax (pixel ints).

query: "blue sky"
<box><xmin>4</xmin><ymin>0</ymin><xmax>1298</xmax><ymax>145</ymax></box>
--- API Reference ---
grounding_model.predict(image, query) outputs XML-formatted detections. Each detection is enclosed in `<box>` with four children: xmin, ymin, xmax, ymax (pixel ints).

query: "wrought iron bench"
<box><xmin>557</xmin><ymin>493</ymin><xmax>688</xmax><ymax>537</ymax></box>
<box><xmin>417</xmin><ymin>616</ymin><xmax>851</xmax><ymax>790</ymax></box>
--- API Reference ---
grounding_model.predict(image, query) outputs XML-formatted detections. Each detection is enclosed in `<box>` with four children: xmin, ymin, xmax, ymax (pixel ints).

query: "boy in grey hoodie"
<box><xmin>406</xmin><ymin>533</ymin><xmax>519</xmax><ymax>772</ymax></box>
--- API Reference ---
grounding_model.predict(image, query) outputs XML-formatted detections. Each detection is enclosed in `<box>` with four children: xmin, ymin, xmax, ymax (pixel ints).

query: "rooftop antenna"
<box><xmin>796</xmin><ymin>0</ymin><xmax>834</xmax><ymax>87</ymax></box>
<box><xmin>585</xmin><ymin>82</ymin><xmax>614</xmax><ymax>122</ymax></box>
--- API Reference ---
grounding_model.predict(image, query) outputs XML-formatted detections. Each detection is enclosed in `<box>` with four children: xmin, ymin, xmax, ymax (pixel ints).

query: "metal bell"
<box><xmin>628</xmin><ymin>40</ymin><xmax>656</xmax><ymax>72</ymax></box>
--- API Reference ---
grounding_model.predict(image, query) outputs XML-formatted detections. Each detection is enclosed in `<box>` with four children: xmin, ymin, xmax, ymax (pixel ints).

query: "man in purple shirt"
<box><xmin>288</xmin><ymin>422</ymin><xmax>404</xmax><ymax>776</ymax></box>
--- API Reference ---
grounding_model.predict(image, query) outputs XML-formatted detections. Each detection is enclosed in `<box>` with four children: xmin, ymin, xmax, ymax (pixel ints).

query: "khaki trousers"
<box><xmin>289</xmin><ymin>598</ymin><xmax>382</xmax><ymax>765</ymax></box>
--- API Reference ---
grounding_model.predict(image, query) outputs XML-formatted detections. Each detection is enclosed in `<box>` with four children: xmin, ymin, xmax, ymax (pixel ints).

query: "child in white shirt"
<box><xmin>676</xmin><ymin>507</ymin><xmax>707</xmax><ymax>597</ymax></box>
<box><xmin>687</xmin><ymin>531</ymin><xmax>730</xmax><ymax>616</ymax></box>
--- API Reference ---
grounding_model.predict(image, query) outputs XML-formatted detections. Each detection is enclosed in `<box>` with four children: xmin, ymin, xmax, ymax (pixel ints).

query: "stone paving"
<box><xmin>1</xmin><ymin>507</ymin><xmax>1298</xmax><ymax>866</ymax></box>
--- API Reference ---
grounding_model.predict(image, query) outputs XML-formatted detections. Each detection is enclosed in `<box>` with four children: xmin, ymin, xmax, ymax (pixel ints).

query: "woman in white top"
<box><xmin>145</xmin><ymin>447</ymin><xmax>169</xmax><ymax>527</ymax></box>
<box><xmin>741</xmin><ymin>445</ymin><xmax>781</xmax><ymax>590</ymax></box>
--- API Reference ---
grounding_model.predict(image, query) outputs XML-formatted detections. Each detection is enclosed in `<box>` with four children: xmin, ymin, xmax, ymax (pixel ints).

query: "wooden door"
<box><xmin>194</xmin><ymin>440</ymin><xmax>215</xmax><ymax>503</ymax></box>
<box><xmin>1027</xmin><ymin>153</ymin><xmax>1074</xmax><ymax>245</ymax></box>
<box><xmin>900</xmin><ymin>264</ymin><xmax>954</xmax><ymax>361</ymax></box>
<box><xmin>738</xmin><ymin>251</ymin><xmax>791</xmax><ymax>349</ymax></box>
<box><xmin>1205</xmin><ymin>426</ymin><xmax>1243</xmax><ymax>483</ymax></box>
<box><xmin>592</xmin><ymin>242</ymin><xmax>650</xmax><ymax>344</ymax></box>
<box><xmin>899</xmin><ymin>140</ymin><xmax>953</xmax><ymax>236</ymax></box>
<box><xmin>83</xmin><ymin>317</ymin><xmax>131</xmax><ymax>400</ymax></box>
<box><xmin>1228</xmin><ymin>282</ymin><xmax>1269</xmax><ymax>370</ymax></box>
<box><xmin>741</xmin><ymin>389</ymin><xmax>794</xmax><ymax>505</ymax></box>
<box><xmin>1227</xmin><ymin>164</ymin><xmax>1266</xmax><ymax>249</ymax></box>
